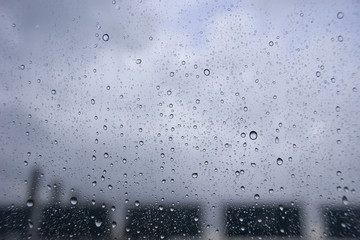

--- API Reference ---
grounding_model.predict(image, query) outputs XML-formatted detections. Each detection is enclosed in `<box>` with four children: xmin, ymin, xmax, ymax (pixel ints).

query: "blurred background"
<box><xmin>0</xmin><ymin>0</ymin><xmax>359</xmax><ymax>239</ymax></box>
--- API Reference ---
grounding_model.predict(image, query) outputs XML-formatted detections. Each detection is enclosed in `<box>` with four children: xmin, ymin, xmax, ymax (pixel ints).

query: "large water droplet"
<box><xmin>249</xmin><ymin>131</ymin><xmax>258</xmax><ymax>140</ymax></box>
<box><xmin>70</xmin><ymin>197</ymin><xmax>78</xmax><ymax>205</ymax></box>
<box><xmin>102</xmin><ymin>34</ymin><xmax>109</xmax><ymax>41</ymax></box>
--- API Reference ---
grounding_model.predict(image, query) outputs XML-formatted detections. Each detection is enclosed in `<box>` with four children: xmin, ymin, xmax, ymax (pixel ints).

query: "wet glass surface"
<box><xmin>0</xmin><ymin>0</ymin><xmax>360</xmax><ymax>239</ymax></box>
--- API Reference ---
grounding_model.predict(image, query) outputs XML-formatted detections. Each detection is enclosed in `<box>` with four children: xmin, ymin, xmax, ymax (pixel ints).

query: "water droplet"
<box><xmin>136</xmin><ymin>59</ymin><xmax>142</xmax><ymax>64</ymax></box>
<box><xmin>342</xmin><ymin>196</ymin><xmax>348</xmax><ymax>205</ymax></box>
<box><xmin>92</xmin><ymin>181</ymin><xmax>97</xmax><ymax>186</ymax></box>
<box><xmin>269</xmin><ymin>41</ymin><xmax>274</xmax><ymax>46</ymax></box>
<box><xmin>275</xmin><ymin>137</ymin><xmax>279</xmax><ymax>144</ymax></box>
<box><xmin>134</xmin><ymin>200</ymin><xmax>140</xmax><ymax>207</ymax></box>
<box><xmin>249</xmin><ymin>131</ymin><xmax>258</xmax><ymax>140</ymax></box>
<box><xmin>108</xmin><ymin>184</ymin><xmax>113</xmax><ymax>190</ymax></box>
<box><xmin>167</xmin><ymin>90</ymin><xmax>172</xmax><ymax>95</ymax></box>
<box><xmin>338</xmin><ymin>35</ymin><xmax>343</xmax><ymax>42</ymax></box>
<box><xmin>337</xmin><ymin>12</ymin><xmax>344</xmax><ymax>19</ymax></box>
<box><xmin>95</xmin><ymin>218</ymin><xmax>103</xmax><ymax>227</ymax></box>
<box><xmin>104</xmin><ymin>153</ymin><xmax>109</xmax><ymax>158</ymax></box>
<box><xmin>19</xmin><ymin>65</ymin><xmax>25</xmax><ymax>70</ymax></box>
<box><xmin>102</xmin><ymin>34</ymin><xmax>109</xmax><ymax>41</ymax></box>
<box><xmin>160</xmin><ymin>153</ymin><xmax>165</xmax><ymax>158</ymax></box>
<box><xmin>336</xmin><ymin>106</ymin><xmax>340</xmax><ymax>112</ymax></box>
<box><xmin>240</xmin><ymin>132</ymin><xmax>246</xmax><ymax>138</ymax></box>
<box><xmin>91</xmin><ymin>99</ymin><xmax>95</xmax><ymax>105</ymax></box>
<box><xmin>254</xmin><ymin>194</ymin><xmax>260</xmax><ymax>200</ymax></box>
<box><xmin>51</xmin><ymin>89</ymin><xmax>56</xmax><ymax>95</ymax></box>
<box><xmin>194</xmin><ymin>217</ymin><xmax>199</xmax><ymax>222</ymax></box>
<box><xmin>235</xmin><ymin>171</ymin><xmax>240</xmax><ymax>176</ymax></box>
<box><xmin>277</xmin><ymin>158</ymin><xmax>283</xmax><ymax>165</ymax></box>
<box><xmin>316</xmin><ymin>71</ymin><xmax>321</xmax><ymax>77</ymax></box>
<box><xmin>92</xmin><ymin>155</ymin><xmax>96</xmax><ymax>161</ymax></box>
<box><xmin>269</xmin><ymin>189</ymin><xmax>274</xmax><ymax>194</ymax></box>
<box><xmin>70</xmin><ymin>197</ymin><xmax>78</xmax><ymax>205</ymax></box>
<box><xmin>336</xmin><ymin>171</ymin><xmax>342</xmax><ymax>176</ymax></box>
<box><xmin>224</xmin><ymin>143</ymin><xmax>230</xmax><ymax>148</ymax></box>
<box><xmin>170</xmin><ymin>72</ymin><xmax>174</xmax><ymax>77</ymax></box>
<box><xmin>26</xmin><ymin>199</ymin><xmax>34</xmax><ymax>207</ymax></box>
<box><xmin>204</xmin><ymin>69</ymin><xmax>210</xmax><ymax>76</ymax></box>
<box><xmin>192</xmin><ymin>173</ymin><xmax>198</xmax><ymax>178</ymax></box>
<box><xmin>112</xmin><ymin>221</ymin><xmax>117</xmax><ymax>228</ymax></box>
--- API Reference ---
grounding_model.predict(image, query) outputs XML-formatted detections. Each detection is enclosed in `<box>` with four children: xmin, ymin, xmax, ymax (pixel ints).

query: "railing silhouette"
<box><xmin>0</xmin><ymin>168</ymin><xmax>359</xmax><ymax>239</ymax></box>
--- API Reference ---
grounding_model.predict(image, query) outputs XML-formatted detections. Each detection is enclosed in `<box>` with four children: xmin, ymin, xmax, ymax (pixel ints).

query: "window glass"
<box><xmin>0</xmin><ymin>0</ymin><xmax>359</xmax><ymax>239</ymax></box>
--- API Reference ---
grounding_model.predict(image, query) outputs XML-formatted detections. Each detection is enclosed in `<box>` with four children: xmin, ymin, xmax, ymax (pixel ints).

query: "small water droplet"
<box><xmin>95</xmin><ymin>218</ymin><xmax>103</xmax><ymax>227</ymax></box>
<box><xmin>112</xmin><ymin>221</ymin><xmax>117</xmax><ymax>228</ymax></box>
<box><xmin>91</xmin><ymin>99</ymin><xmax>95</xmax><ymax>105</ymax></box>
<box><xmin>134</xmin><ymin>200</ymin><xmax>140</xmax><ymax>207</ymax></box>
<box><xmin>26</xmin><ymin>199</ymin><xmax>34</xmax><ymax>207</ymax></box>
<box><xmin>269</xmin><ymin>41</ymin><xmax>274</xmax><ymax>46</ymax></box>
<box><xmin>167</xmin><ymin>90</ymin><xmax>172</xmax><ymax>95</ymax></box>
<box><xmin>104</xmin><ymin>153</ymin><xmax>109</xmax><ymax>158</ymax></box>
<box><xmin>275</xmin><ymin>137</ymin><xmax>279</xmax><ymax>144</ymax></box>
<box><xmin>249</xmin><ymin>131</ymin><xmax>258</xmax><ymax>140</ymax></box>
<box><xmin>136</xmin><ymin>59</ymin><xmax>142</xmax><ymax>64</ymax></box>
<box><xmin>342</xmin><ymin>196</ymin><xmax>348</xmax><ymax>205</ymax></box>
<box><xmin>51</xmin><ymin>89</ymin><xmax>56</xmax><ymax>95</ymax></box>
<box><xmin>337</xmin><ymin>12</ymin><xmax>344</xmax><ymax>19</ymax></box>
<box><xmin>92</xmin><ymin>181</ymin><xmax>97</xmax><ymax>186</ymax></box>
<box><xmin>192</xmin><ymin>173</ymin><xmax>198</xmax><ymax>178</ymax></box>
<box><xmin>108</xmin><ymin>184</ymin><xmax>113</xmax><ymax>190</ymax></box>
<box><xmin>254</xmin><ymin>194</ymin><xmax>260</xmax><ymax>200</ymax></box>
<box><xmin>277</xmin><ymin>158</ymin><xmax>283</xmax><ymax>165</ymax></box>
